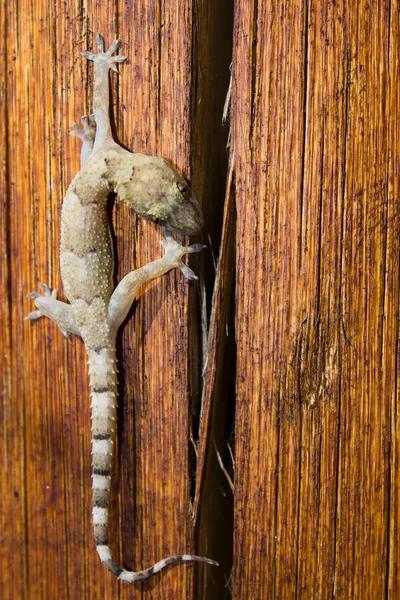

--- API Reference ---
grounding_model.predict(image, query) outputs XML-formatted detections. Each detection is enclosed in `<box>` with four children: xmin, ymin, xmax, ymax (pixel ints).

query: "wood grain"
<box><xmin>0</xmin><ymin>2</ymin><xmax>217</xmax><ymax>598</ymax></box>
<box><xmin>233</xmin><ymin>0</ymin><xmax>400</xmax><ymax>598</ymax></box>
<box><xmin>3</xmin><ymin>0</ymin><xmax>400</xmax><ymax>598</ymax></box>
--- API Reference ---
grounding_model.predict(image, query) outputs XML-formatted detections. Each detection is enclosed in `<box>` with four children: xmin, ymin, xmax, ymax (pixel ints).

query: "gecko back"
<box><xmin>26</xmin><ymin>33</ymin><xmax>217</xmax><ymax>584</ymax></box>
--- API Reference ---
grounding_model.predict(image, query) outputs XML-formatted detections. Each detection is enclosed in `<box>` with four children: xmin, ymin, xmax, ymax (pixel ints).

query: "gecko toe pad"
<box><xmin>160</xmin><ymin>234</ymin><xmax>206</xmax><ymax>280</ymax></box>
<box><xmin>24</xmin><ymin>284</ymin><xmax>56</xmax><ymax>321</ymax></box>
<box><xmin>82</xmin><ymin>34</ymin><xmax>127</xmax><ymax>73</ymax></box>
<box><xmin>70</xmin><ymin>115</ymin><xmax>97</xmax><ymax>141</ymax></box>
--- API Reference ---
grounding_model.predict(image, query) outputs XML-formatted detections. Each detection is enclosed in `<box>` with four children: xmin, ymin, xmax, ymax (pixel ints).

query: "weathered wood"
<box><xmin>3</xmin><ymin>0</ymin><xmax>400</xmax><ymax>598</ymax></box>
<box><xmin>233</xmin><ymin>1</ymin><xmax>400</xmax><ymax>598</ymax></box>
<box><xmin>0</xmin><ymin>2</ymin><xmax>212</xmax><ymax>598</ymax></box>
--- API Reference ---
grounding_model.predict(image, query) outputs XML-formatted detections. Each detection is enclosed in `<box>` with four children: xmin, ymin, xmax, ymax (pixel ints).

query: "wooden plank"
<box><xmin>387</xmin><ymin>7</ymin><xmax>400</xmax><ymax>598</ymax></box>
<box><xmin>335</xmin><ymin>2</ymin><xmax>392</xmax><ymax>597</ymax></box>
<box><xmin>233</xmin><ymin>0</ymin><xmax>306</xmax><ymax>596</ymax></box>
<box><xmin>295</xmin><ymin>2</ymin><xmax>345</xmax><ymax>595</ymax></box>
<box><xmin>0</xmin><ymin>1</ymin><xmax>28</xmax><ymax>598</ymax></box>
<box><xmin>4</xmin><ymin>0</ymin><xmax>400</xmax><ymax>597</ymax></box>
<box><xmin>1</xmin><ymin>1</ymin><xmax>206</xmax><ymax>598</ymax></box>
<box><xmin>232</xmin><ymin>0</ymin><xmax>399</xmax><ymax>597</ymax></box>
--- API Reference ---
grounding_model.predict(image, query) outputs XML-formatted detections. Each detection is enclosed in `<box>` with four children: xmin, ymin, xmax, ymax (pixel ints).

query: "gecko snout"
<box><xmin>157</xmin><ymin>176</ymin><xmax>204</xmax><ymax>235</ymax></box>
<box><xmin>116</xmin><ymin>155</ymin><xmax>204</xmax><ymax>236</ymax></box>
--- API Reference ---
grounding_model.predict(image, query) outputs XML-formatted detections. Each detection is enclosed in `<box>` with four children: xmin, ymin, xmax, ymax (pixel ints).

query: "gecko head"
<box><xmin>116</xmin><ymin>155</ymin><xmax>203</xmax><ymax>236</ymax></box>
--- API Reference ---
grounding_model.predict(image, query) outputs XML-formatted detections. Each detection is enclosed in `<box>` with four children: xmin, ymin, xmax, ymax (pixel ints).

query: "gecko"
<box><xmin>26</xmin><ymin>33</ymin><xmax>217</xmax><ymax>583</ymax></box>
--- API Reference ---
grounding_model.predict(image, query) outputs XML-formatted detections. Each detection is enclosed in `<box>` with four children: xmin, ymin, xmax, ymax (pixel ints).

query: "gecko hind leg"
<box><xmin>108</xmin><ymin>233</ymin><xmax>206</xmax><ymax>332</ymax></box>
<box><xmin>25</xmin><ymin>284</ymin><xmax>80</xmax><ymax>338</ymax></box>
<box><xmin>161</xmin><ymin>231</ymin><xmax>206</xmax><ymax>280</ymax></box>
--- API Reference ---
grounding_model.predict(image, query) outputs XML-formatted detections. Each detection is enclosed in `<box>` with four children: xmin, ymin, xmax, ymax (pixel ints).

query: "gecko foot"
<box><xmin>25</xmin><ymin>284</ymin><xmax>56</xmax><ymax>321</ymax></box>
<box><xmin>25</xmin><ymin>284</ymin><xmax>72</xmax><ymax>338</ymax></box>
<box><xmin>161</xmin><ymin>232</ymin><xmax>206</xmax><ymax>281</ymax></box>
<box><xmin>70</xmin><ymin>114</ymin><xmax>96</xmax><ymax>143</ymax></box>
<box><xmin>82</xmin><ymin>34</ymin><xmax>127</xmax><ymax>73</ymax></box>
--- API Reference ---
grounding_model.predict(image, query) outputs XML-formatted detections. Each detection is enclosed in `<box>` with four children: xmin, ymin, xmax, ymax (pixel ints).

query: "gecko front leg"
<box><xmin>70</xmin><ymin>115</ymin><xmax>96</xmax><ymax>167</ymax></box>
<box><xmin>82</xmin><ymin>35</ymin><xmax>126</xmax><ymax>152</ymax></box>
<box><xmin>79</xmin><ymin>34</ymin><xmax>204</xmax><ymax>235</ymax></box>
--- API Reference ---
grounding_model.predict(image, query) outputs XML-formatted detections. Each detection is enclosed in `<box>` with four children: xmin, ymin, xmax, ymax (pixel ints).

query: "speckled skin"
<box><xmin>26</xmin><ymin>34</ymin><xmax>217</xmax><ymax>583</ymax></box>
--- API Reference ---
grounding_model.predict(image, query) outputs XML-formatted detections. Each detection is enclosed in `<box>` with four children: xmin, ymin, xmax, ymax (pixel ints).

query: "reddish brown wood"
<box><xmin>3</xmin><ymin>0</ymin><xmax>400</xmax><ymax>598</ymax></box>
<box><xmin>0</xmin><ymin>2</ymin><xmax>208</xmax><ymax>598</ymax></box>
<box><xmin>233</xmin><ymin>0</ymin><xmax>400</xmax><ymax>598</ymax></box>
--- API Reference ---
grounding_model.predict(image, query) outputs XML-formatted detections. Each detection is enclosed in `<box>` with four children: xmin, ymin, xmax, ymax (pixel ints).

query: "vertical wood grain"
<box><xmin>3</xmin><ymin>0</ymin><xmax>400</xmax><ymax>597</ymax></box>
<box><xmin>232</xmin><ymin>0</ymin><xmax>400</xmax><ymax>597</ymax></box>
<box><xmin>1</xmin><ymin>1</ymin><xmax>209</xmax><ymax>598</ymax></box>
<box><xmin>387</xmin><ymin>6</ymin><xmax>400</xmax><ymax>597</ymax></box>
<box><xmin>1</xmin><ymin>2</ymin><xmax>28</xmax><ymax>598</ymax></box>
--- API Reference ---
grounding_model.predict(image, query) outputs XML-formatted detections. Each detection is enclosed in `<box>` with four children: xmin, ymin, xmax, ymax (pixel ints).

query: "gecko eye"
<box><xmin>176</xmin><ymin>182</ymin><xmax>191</xmax><ymax>199</ymax></box>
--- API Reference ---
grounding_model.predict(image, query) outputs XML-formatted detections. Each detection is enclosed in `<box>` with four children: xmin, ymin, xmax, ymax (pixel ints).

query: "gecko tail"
<box><xmin>96</xmin><ymin>544</ymin><xmax>218</xmax><ymax>583</ymax></box>
<box><xmin>88</xmin><ymin>346</ymin><xmax>217</xmax><ymax>583</ymax></box>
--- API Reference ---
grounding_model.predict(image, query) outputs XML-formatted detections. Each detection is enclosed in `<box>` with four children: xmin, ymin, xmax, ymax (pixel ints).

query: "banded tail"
<box><xmin>88</xmin><ymin>346</ymin><xmax>218</xmax><ymax>582</ymax></box>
